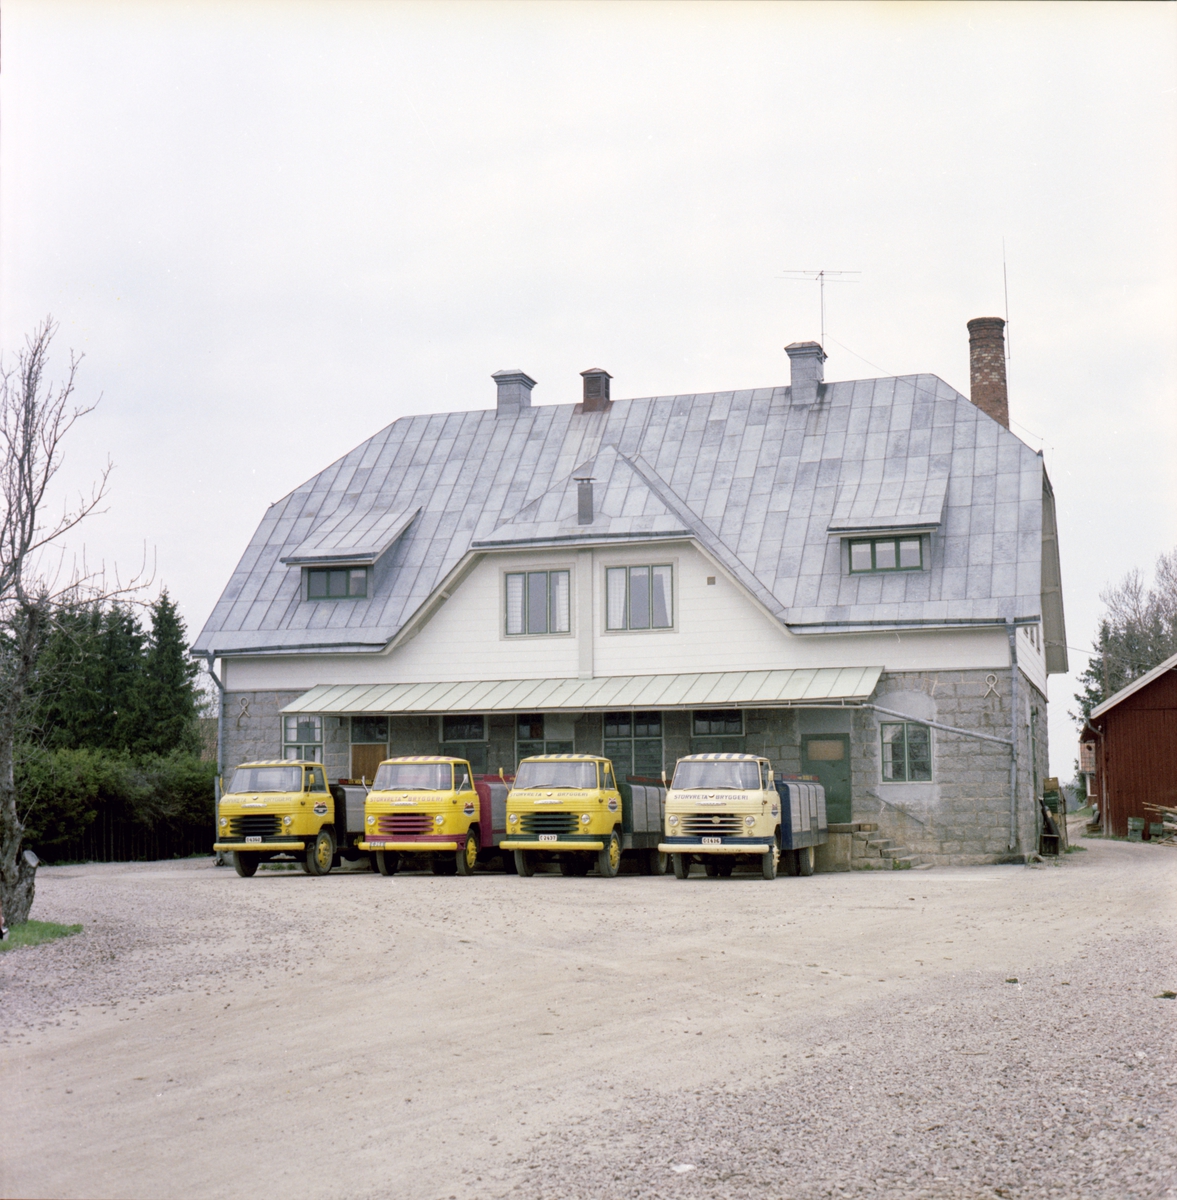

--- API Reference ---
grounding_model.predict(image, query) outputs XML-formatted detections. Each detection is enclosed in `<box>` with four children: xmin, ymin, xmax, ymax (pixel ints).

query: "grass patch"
<box><xmin>1064</xmin><ymin>844</ymin><xmax>1088</xmax><ymax>853</ymax></box>
<box><xmin>1</xmin><ymin>920</ymin><xmax>83</xmax><ymax>951</ymax></box>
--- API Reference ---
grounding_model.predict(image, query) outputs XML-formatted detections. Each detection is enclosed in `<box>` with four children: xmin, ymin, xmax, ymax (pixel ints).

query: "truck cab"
<box><xmin>659</xmin><ymin>753</ymin><xmax>783</xmax><ymax>880</ymax></box>
<box><xmin>215</xmin><ymin>760</ymin><xmax>340</xmax><ymax>878</ymax></box>
<box><xmin>502</xmin><ymin>754</ymin><xmax>626</xmax><ymax>878</ymax></box>
<box><xmin>357</xmin><ymin>756</ymin><xmax>487</xmax><ymax>877</ymax></box>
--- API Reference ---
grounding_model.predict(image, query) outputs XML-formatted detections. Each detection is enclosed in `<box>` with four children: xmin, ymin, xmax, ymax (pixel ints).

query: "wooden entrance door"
<box><xmin>801</xmin><ymin>734</ymin><xmax>851</xmax><ymax>824</ymax></box>
<box><xmin>351</xmin><ymin>744</ymin><xmax>386</xmax><ymax>784</ymax></box>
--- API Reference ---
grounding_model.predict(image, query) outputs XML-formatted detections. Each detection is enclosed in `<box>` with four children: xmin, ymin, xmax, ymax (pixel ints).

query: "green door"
<box><xmin>801</xmin><ymin>734</ymin><xmax>851</xmax><ymax>824</ymax></box>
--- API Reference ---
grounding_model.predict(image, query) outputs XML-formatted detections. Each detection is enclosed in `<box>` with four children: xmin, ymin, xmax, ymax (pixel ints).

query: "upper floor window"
<box><xmin>506</xmin><ymin>570</ymin><xmax>570</xmax><ymax>636</ymax></box>
<box><xmin>606</xmin><ymin>565</ymin><xmax>672</xmax><ymax>630</ymax></box>
<box><xmin>307</xmin><ymin>567</ymin><xmax>369</xmax><ymax>599</ymax></box>
<box><xmin>880</xmin><ymin>721</ymin><xmax>932</xmax><ymax>782</ymax></box>
<box><xmin>849</xmin><ymin>537</ymin><xmax>922</xmax><ymax>574</ymax></box>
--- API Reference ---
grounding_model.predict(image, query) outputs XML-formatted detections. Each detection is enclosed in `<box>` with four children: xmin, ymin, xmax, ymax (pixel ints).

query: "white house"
<box><xmin>194</xmin><ymin>318</ymin><xmax>1067</xmax><ymax>865</ymax></box>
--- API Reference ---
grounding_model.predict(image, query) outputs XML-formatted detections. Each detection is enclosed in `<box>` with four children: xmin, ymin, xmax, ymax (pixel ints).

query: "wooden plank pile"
<box><xmin>1144</xmin><ymin>803</ymin><xmax>1177</xmax><ymax>846</ymax></box>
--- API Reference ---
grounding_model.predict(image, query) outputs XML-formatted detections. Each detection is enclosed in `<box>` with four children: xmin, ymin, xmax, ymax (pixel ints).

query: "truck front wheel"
<box><xmin>760</xmin><ymin>833</ymin><xmax>780</xmax><ymax>880</ymax></box>
<box><xmin>455</xmin><ymin>832</ymin><xmax>479</xmax><ymax>876</ymax></box>
<box><xmin>672</xmin><ymin>853</ymin><xmax>692</xmax><ymax>880</ymax></box>
<box><xmin>597</xmin><ymin>831</ymin><xmax>621</xmax><ymax>878</ymax></box>
<box><xmin>304</xmin><ymin>830</ymin><xmax>335</xmax><ymax>876</ymax></box>
<box><xmin>514</xmin><ymin>849</ymin><xmax>535</xmax><ymax>877</ymax></box>
<box><xmin>233</xmin><ymin>851</ymin><xmax>259</xmax><ymax>878</ymax></box>
<box><xmin>375</xmin><ymin>850</ymin><xmax>399</xmax><ymax>876</ymax></box>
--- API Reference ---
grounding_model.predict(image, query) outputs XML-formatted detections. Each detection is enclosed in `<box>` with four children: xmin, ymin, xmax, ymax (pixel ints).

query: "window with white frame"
<box><xmin>880</xmin><ymin>721</ymin><xmax>932</xmax><ymax>782</ymax></box>
<box><xmin>506</xmin><ymin>570</ymin><xmax>570</xmax><ymax>636</ymax></box>
<box><xmin>605</xmin><ymin>564</ymin><xmax>673</xmax><ymax>631</ymax></box>
<box><xmin>284</xmin><ymin>714</ymin><xmax>323</xmax><ymax>762</ymax></box>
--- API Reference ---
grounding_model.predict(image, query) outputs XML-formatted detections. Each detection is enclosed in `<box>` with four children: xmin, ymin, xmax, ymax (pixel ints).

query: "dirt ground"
<box><xmin>1</xmin><ymin>833</ymin><xmax>1174</xmax><ymax>1200</ymax></box>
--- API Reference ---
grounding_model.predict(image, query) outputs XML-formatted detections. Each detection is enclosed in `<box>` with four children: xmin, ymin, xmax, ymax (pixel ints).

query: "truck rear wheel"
<box><xmin>375</xmin><ymin>850</ymin><xmax>399</xmax><ymax>876</ymax></box>
<box><xmin>761</xmin><ymin>833</ymin><xmax>780</xmax><ymax>880</ymax></box>
<box><xmin>672</xmin><ymin>853</ymin><xmax>692</xmax><ymax>879</ymax></box>
<box><xmin>233</xmin><ymin>851</ymin><xmax>259</xmax><ymax>878</ymax></box>
<box><xmin>431</xmin><ymin>856</ymin><xmax>457</xmax><ymax>876</ymax></box>
<box><xmin>597</xmin><ymin>831</ymin><xmax>621</xmax><ymax>878</ymax></box>
<box><xmin>641</xmin><ymin>850</ymin><xmax>667</xmax><ymax>875</ymax></box>
<box><xmin>304</xmin><ymin>830</ymin><xmax>335</xmax><ymax>876</ymax></box>
<box><xmin>560</xmin><ymin>854</ymin><xmax>590</xmax><ymax>876</ymax></box>
<box><xmin>455</xmin><ymin>832</ymin><xmax>479</xmax><ymax>876</ymax></box>
<box><xmin>795</xmin><ymin>844</ymin><xmax>815</xmax><ymax>876</ymax></box>
<box><xmin>704</xmin><ymin>857</ymin><xmax>722</xmax><ymax>878</ymax></box>
<box><xmin>717</xmin><ymin>861</ymin><xmax>733</xmax><ymax>878</ymax></box>
<box><xmin>514</xmin><ymin>849</ymin><xmax>535</xmax><ymax>877</ymax></box>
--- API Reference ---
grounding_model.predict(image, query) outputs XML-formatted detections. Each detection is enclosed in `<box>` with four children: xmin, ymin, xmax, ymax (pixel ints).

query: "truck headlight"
<box><xmin>668</xmin><ymin>815</ymin><xmax>679</xmax><ymax>826</ymax></box>
<box><xmin>509</xmin><ymin>813</ymin><xmax>518</xmax><ymax>824</ymax></box>
<box><xmin>581</xmin><ymin>814</ymin><xmax>591</xmax><ymax>824</ymax></box>
<box><xmin>367</xmin><ymin>815</ymin><xmax>375</xmax><ymax>826</ymax></box>
<box><xmin>218</xmin><ymin>817</ymin><xmax>227</xmax><ymax>828</ymax></box>
<box><xmin>283</xmin><ymin>816</ymin><xmax>293</xmax><ymax>826</ymax></box>
<box><xmin>745</xmin><ymin>816</ymin><xmax>755</xmax><ymax>827</ymax></box>
<box><xmin>434</xmin><ymin>815</ymin><xmax>444</xmax><ymax>826</ymax></box>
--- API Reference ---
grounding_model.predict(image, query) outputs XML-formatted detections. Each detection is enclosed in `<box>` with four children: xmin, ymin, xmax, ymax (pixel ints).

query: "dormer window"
<box><xmin>307</xmin><ymin>567</ymin><xmax>369</xmax><ymax>599</ymax></box>
<box><xmin>848</xmin><ymin>537</ymin><xmax>923</xmax><ymax>574</ymax></box>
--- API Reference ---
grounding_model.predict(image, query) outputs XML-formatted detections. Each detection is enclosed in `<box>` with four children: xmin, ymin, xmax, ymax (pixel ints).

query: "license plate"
<box><xmin>369</xmin><ymin>841</ymin><xmax>387</xmax><ymax>848</ymax></box>
<box><xmin>701</xmin><ymin>837</ymin><xmax>721</xmax><ymax>846</ymax></box>
<box><xmin>539</xmin><ymin>834</ymin><xmax>557</xmax><ymax>843</ymax></box>
<box><xmin>245</xmin><ymin>836</ymin><xmax>262</xmax><ymax>844</ymax></box>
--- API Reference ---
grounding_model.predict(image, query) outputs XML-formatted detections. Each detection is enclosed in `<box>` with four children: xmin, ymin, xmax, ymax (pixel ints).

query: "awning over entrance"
<box><xmin>280</xmin><ymin>667</ymin><xmax>883</xmax><ymax>716</ymax></box>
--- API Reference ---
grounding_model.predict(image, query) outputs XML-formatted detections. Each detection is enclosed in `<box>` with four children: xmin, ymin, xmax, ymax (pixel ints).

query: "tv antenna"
<box><xmin>779</xmin><ymin>269</ymin><xmax>861</xmax><ymax>346</ymax></box>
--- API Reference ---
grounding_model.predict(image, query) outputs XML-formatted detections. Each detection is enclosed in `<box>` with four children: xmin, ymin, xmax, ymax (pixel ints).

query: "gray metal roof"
<box><xmin>281</xmin><ymin>666</ymin><xmax>884</xmax><ymax>715</ymax></box>
<box><xmin>194</xmin><ymin>371</ymin><xmax>1054</xmax><ymax>657</ymax></box>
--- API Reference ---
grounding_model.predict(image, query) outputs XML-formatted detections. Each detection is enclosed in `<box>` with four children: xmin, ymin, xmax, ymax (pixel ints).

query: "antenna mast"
<box><xmin>779</xmin><ymin>269</ymin><xmax>861</xmax><ymax>345</ymax></box>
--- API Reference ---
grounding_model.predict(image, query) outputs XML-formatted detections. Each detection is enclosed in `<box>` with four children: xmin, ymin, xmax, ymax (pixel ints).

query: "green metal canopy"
<box><xmin>280</xmin><ymin>666</ymin><xmax>883</xmax><ymax>716</ymax></box>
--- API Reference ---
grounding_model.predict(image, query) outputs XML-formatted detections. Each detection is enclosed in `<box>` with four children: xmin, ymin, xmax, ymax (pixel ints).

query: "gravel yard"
<box><xmin>1</xmin><ymin>836</ymin><xmax>1173</xmax><ymax>1200</ymax></box>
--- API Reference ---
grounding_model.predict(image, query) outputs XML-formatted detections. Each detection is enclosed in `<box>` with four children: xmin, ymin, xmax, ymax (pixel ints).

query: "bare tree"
<box><xmin>0</xmin><ymin>318</ymin><xmax>114</xmax><ymax>926</ymax></box>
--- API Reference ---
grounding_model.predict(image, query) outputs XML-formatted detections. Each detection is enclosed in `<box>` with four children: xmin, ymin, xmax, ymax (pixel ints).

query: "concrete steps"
<box><xmin>851</xmin><ymin>828</ymin><xmax>927</xmax><ymax>871</ymax></box>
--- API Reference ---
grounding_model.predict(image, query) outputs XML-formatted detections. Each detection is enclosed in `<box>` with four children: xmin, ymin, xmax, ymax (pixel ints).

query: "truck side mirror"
<box><xmin>661</xmin><ymin>769</ymin><xmax>668</xmax><ymax>786</ymax></box>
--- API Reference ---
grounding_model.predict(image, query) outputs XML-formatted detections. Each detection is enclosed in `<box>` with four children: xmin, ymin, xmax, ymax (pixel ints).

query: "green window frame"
<box><xmin>848</xmin><ymin>537</ymin><xmax>923</xmax><ymax>574</ymax></box>
<box><xmin>505</xmin><ymin>570</ymin><xmax>570</xmax><ymax>636</ymax></box>
<box><xmin>307</xmin><ymin>567</ymin><xmax>369</xmax><ymax>599</ymax></box>
<box><xmin>283</xmin><ymin>714</ymin><xmax>322</xmax><ymax>763</ymax></box>
<box><xmin>603</xmin><ymin>711</ymin><xmax>664</xmax><ymax>779</ymax></box>
<box><xmin>605</xmin><ymin>565</ymin><xmax>673</xmax><ymax>631</ymax></box>
<box><xmin>880</xmin><ymin>722</ymin><xmax>932</xmax><ymax>782</ymax></box>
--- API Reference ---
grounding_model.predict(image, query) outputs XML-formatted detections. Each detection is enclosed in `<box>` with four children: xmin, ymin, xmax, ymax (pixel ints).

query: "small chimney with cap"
<box><xmin>966</xmin><ymin>317</ymin><xmax>1009</xmax><ymax>428</ymax></box>
<box><xmin>785</xmin><ymin>341</ymin><xmax>827</xmax><ymax>406</ymax></box>
<box><xmin>580</xmin><ymin>368</ymin><xmax>612</xmax><ymax>413</ymax></box>
<box><xmin>492</xmin><ymin>369</ymin><xmax>536</xmax><ymax>415</ymax></box>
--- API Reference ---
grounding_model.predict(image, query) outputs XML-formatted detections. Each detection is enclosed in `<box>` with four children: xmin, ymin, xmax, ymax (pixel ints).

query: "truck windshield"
<box><xmin>672</xmin><ymin>760</ymin><xmax>762</xmax><ymax>790</ymax></box>
<box><xmin>513</xmin><ymin>761</ymin><xmax>598</xmax><ymax>790</ymax></box>
<box><xmin>371</xmin><ymin>762</ymin><xmax>453</xmax><ymax>791</ymax></box>
<box><xmin>229</xmin><ymin>766</ymin><xmax>303</xmax><ymax>793</ymax></box>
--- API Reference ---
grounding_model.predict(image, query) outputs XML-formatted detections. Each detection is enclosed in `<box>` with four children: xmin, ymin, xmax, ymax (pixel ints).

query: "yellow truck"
<box><xmin>500</xmin><ymin>753</ymin><xmax>665</xmax><ymax>877</ymax></box>
<box><xmin>658</xmin><ymin>752</ymin><xmax>828</xmax><ymax>880</ymax></box>
<box><xmin>215</xmin><ymin>760</ymin><xmax>347</xmax><ymax>877</ymax></box>
<box><xmin>356</xmin><ymin>756</ymin><xmax>508</xmax><ymax>876</ymax></box>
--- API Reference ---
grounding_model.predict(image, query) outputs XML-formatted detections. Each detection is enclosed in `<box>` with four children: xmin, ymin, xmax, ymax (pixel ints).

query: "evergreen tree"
<box><xmin>134</xmin><ymin>591</ymin><xmax>201</xmax><ymax>755</ymax></box>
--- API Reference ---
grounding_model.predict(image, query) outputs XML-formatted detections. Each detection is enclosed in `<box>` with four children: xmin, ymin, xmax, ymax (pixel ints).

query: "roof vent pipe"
<box><xmin>575</xmin><ymin>477</ymin><xmax>594</xmax><ymax>525</ymax></box>
<box><xmin>785</xmin><ymin>341</ymin><xmax>826</xmax><ymax>406</ymax></box>
<box><xmin>492</xmin><ymin>369</ymin><xmax>536</xmax><ymax>415</ymax></box>
<box><xmin>967</xmin><ymin>317</ymin><xmax>1009</xmax><ymax>428</ymax></box>
<box><xmin>580</xmin><ymin>368</ymin><xmax>612</xmax><ymax>412</ymax></box>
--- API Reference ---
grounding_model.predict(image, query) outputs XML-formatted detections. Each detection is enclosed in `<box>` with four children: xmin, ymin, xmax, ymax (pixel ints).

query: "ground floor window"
<box><xmin>603</xmin><ymin>711</ymin><xmax>663</xmax><ymax>779</ymax></box>
<box><xmin>690</xmin><ymin>708</ymin><xmax>745</xmax><ymax>754</ymax></box>
<box><xmin>516</xmin><ymin>713</ymin><xmax>575</xmax><ymax>764</ymax></box>
<box><xmin>880</xmin><ymin>721</ymin><xmax>932</xmax><ymax>782</ymax></box>
<box><xmin>441</xmin><ymin>713</ymin><xmax>488</xmax><ymax>773</ymax></box>
<box><xmin>284</xmin><ymin>714</ymin><xmax>322</xmax><ymax>762</ymax></box>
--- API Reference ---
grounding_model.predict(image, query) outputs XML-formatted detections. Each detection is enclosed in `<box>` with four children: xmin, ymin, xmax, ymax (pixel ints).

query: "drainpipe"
<box><xmin>204</xmin><ymin>655</ymin><xmax>226</xmax><ymax>861</ymax></box>
<box><xmin>1006</xmin><ymin>620</ymin><xmax>1020</xmax><ymax>853</ymax></box>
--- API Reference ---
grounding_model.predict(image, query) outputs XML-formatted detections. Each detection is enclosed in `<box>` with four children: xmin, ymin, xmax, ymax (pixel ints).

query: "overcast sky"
<box><xmin>2</xmin><ymin>0</ymin><xmax>1174</xmax><ymax>774</ymax></box>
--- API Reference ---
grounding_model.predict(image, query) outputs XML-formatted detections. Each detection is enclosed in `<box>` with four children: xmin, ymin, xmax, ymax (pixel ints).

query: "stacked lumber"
<box><xmin>1144</xmin><ymin>803</ymin><xmax>1177</xmax><ymax>846</ymax></box>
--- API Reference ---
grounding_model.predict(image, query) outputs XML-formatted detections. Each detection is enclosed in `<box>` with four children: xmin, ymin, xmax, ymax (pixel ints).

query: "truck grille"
<box><xmin>680</xmin><ymin>813</ymin><xmax>744</xmax><ymax>837</ymax></box>
<box><xmin>228</xmin><ymin>814</ymin><xmax>281</xmax><ymax>839</ymax></box>
<box><xmin>377</xmin><ymin>813</ymin><xmax>433</xmax><ymax>836</ymax></box>
<box><xmin>519</xmin><ymin>811</ymin><xmax>578</xmax><ymax>836</ymax></box>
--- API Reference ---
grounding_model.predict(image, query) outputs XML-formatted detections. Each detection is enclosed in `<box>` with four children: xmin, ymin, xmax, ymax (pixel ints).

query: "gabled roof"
<box><xmin>1090</xmin><ymin>650</ymin><xmax>1177</xmax><ymax>719</ymax></box>
<box><xmin>194</xmin><ymin>371</ymin><xmax>1052</xmax><ymax>657</ymax></box>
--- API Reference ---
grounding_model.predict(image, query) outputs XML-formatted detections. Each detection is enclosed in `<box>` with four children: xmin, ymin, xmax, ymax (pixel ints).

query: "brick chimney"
<box><xmin>967</xmin><ymin>317</ymin><xmax>1009</xmax><ymax>428</ymax></box>
<box><xmin>785</xmin><ymin>341</ymin><xmax>826</xmax><ymax>405</ymax></box>
<box><xmin>580</xmin><ymin>368</ymin><xmax>612</xmax><ymax>412</ymax></box>
<box><xmin>492</xmin><ymin>369</ymin><xmax>536</xmax><ymax>415</ymax></box>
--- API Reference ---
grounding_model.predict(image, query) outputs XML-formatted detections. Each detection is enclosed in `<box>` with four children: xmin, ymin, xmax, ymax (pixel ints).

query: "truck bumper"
<box><xmin>214</xmin><ymin>842</ymin><xmax>306</xmax><ymax>853</ymax></box>
<box><xmin>500</xmin><ymin>839</ymin><xmax>605</xmax><ymax>852</ymax></box>
<box><xmin>657</xmin><ymin>842</ymin><xmax>773</xmax><ymax>855</ymax></box>
<box><xmin>357</xmin><ymin>840</ymin><xmax>459</xmax><ymax>852</ymax></box>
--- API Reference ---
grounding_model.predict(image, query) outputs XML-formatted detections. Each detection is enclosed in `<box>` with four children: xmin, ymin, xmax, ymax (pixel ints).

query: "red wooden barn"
<box><xmin>1082</xmin><ymin>650</ymin><xmax>1177</xmax><ymax>837</ymax></box>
